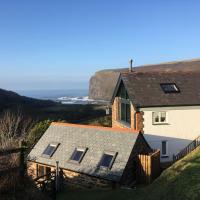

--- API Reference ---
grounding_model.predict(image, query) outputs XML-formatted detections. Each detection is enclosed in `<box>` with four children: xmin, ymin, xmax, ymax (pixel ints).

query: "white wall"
<box><xmin>140</xmin><ymin>106</ymin><xmax>200</xmax><ymax>162</ymax></box>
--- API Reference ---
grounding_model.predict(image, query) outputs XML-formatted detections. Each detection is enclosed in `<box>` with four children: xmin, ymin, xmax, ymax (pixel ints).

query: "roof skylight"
<box><xmin>160</xmin><ymin>83</ymin><xmax>180</xmax><ymax>93</ymax></box>
<box><xmin>69</xmin><ymin>148</ymin><xmax>87</xmax><ymax>163</ymax></box>
<box><xmin>98</xmin><ymin>152</ymin><xmax>117</xmax><ymax>169</ymax></box>
<box><xmin>42</xmin><ymin>143</ymin><xmax>59</xmax><ymax>158</ymax></box>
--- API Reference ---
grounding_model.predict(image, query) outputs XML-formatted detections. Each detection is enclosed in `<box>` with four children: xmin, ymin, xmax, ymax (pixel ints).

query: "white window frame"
<box><xmin>161</xmin><ymin>141</ymin><xmax>169</xmax><ymax>157</ymax></box>
<box><xmin>98</xmin><ymin>152</ymin><xmax>118</xmax><ymax>170</ymax></box>
<box><xmin>69</xmin><ymin>147</ymin><xmax>88</xmax><ymax>163</ymax></box>
<box><xmin>152</xmin><ymin>111</ymin><xmax>168</xmax><ymax>125</ymax></box>
<box><xmin>42</xmin><ymin>142</ymin><xmax>59</xmax><ymax>158</ymax></box>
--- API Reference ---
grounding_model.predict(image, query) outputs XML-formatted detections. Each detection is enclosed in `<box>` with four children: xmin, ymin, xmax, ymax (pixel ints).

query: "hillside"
<box><xmin>139</xmin><ymin>146</ymin><xmax>200</xmax><ymax>200</ymax></box>
<box><xmin>58</xmin><ymin>147</ymin><xmax>200</xmax><ymax>200</ymax></box>
<box><xmin>89</xmin><ymin>58</ymin><xmax>200</xmax><ymax>102</ymax></box>
<box><xmin>0</xmin><ymin>88</ymin><xmax>55</xmax><ymax>111</ymax></box>
<box><xmin>0</xmin><ymin>88</ymin><xmax>107</xmax><ymax>123</ymax></box>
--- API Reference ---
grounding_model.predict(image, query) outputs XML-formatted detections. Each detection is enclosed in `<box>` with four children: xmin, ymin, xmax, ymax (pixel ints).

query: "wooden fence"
<box><xmin>34</xmin><ymin>171</ymin><xmax>56</xmax><ymax>191</ymax></box>
<box><xmin>138</xmin><ymin>149</ymin><xmax>160</xmax><ymax>184</ymax></box>
<box><xmin>173</xmin><ymin>135</ymin><xmax>200</xmax><ymax>162</ymax></box>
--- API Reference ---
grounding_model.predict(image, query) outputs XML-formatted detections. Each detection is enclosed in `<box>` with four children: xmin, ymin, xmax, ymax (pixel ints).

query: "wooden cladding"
<box><xmin>137</xmin><ymin>150</ymin><xmax>160</xmax><ymax>184</ymax></box>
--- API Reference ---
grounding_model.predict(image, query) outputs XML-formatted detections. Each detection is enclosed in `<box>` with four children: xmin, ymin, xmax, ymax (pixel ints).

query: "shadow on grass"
<box><xmin>57</xmin><ymin>148</ymin><xmax>200</xmax><ymax>200</ymax></box>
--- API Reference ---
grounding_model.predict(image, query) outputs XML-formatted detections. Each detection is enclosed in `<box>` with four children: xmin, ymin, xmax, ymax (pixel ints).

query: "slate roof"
<box><xmin>90</xmin><ymin>58</ymin><xmax>200</xmax><ymax>103</ymax></box>
<box><xmin>119</xmin><ymin>71</ymin><xmax>200</xmax><ymax>107</ymax></box>
<box><xmin>28</xmin><ymin>122</ymin><xmax>139</xmax><ymax>182</ymax></box>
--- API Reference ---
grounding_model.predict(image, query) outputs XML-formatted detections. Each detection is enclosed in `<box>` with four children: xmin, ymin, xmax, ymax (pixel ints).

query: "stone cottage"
<box><xmin>27</xmin><ymin>122</ymin><xmax>153</xmax><ymax>188</ymax></box>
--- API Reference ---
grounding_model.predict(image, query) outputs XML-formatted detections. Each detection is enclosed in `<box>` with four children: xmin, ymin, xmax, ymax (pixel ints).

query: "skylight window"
<box><xmin>70</xmin><ymin>148</ymin><xmax>87</xmax><ymax>163</ymax></box>
<box><xmin>98</xmin><ymin>152</ymin><xmax>117</xmax><ymax>169</ymax></box>
<box><xmin>42</xmin><ymin>143</ymin><xmax>59</xmax><ymax>158</ymax></box>
<box><xmin>160</xmin><ymin>83</ymin><xmax>180</xmax><ymax>93</ymax></box>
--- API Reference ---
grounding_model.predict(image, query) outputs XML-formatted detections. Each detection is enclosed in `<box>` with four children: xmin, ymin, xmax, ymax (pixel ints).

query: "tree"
<box><xmin>26</xmin><ymin>120</ymin><xmax>51</xmax><ymax>148</ymax></box>
<box><xmin>0</xmin><ymin>109</ymin><xmax>33</xmax><ymax>149</ymax></box>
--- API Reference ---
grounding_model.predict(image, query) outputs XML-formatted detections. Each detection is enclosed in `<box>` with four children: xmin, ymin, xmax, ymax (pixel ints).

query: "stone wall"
<box><xmin>112</xmin><ymin>97</ymin><xmax>144</xmax><ymax>132</ymax></box>
<box><xmin>61</xmin><ymin>169</ymin><xmax>115</xmax><ymax>189</ymax></box>
<box><xmin>27</xmin><ymin>161</ymin><xmax>55</xmax><ymax>179</ymax></box>
<box><xmin>27</xmin><ymin>161</ymin><xmax>115</xmax><ymax>189</ymax></box>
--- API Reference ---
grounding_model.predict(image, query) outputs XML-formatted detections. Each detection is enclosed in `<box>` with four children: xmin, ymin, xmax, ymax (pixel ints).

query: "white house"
<box><xmin>111</xmin><ymin>59</ymin><xmax>200</xmax><ymax>163</ymax></box>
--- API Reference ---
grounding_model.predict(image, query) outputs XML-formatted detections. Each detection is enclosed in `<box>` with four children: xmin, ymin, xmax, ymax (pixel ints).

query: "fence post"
<box><xmin>173</xmin><ymin>154</ymin><xmax>176</xmax><ymax>162</ymax></box>
<box><xmin>19</xmin><ymin>141</ymin><xmax>26</xmax><ymax>178</ymax></box>
<box><xmin>55</xmin><ymin>161</ymin><xmax>59</xmax><ymax>192</ymax></box>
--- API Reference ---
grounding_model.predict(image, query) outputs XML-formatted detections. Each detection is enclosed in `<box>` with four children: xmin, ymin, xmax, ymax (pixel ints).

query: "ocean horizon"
<box><xmin>15</xmin><ymin>89</ymin><xmax>107</xmax><ymax>105</ymax></box>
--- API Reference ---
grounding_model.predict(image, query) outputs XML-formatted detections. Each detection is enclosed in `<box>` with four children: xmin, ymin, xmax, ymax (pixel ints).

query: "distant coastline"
<box><xmin>15</xmin><ymin>89</ymin><xmax>108</xmax><ymax>105</ymax></box>
<box><xmin>15</xmin><ymin>89</ymin><xmax>88</xmax><ymax>99</ymax></box>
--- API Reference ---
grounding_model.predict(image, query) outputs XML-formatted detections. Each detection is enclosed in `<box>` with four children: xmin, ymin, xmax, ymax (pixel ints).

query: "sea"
<box><xmin>16</xmin><ymin>89</ymin><xmax>106</xmax><ymax>105</ymax></box>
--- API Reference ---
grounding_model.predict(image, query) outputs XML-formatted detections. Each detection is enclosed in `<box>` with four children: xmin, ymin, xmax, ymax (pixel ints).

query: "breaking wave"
<box><xmin>56</xmin><ymin>96</ymin><xmax>107</xmax><ymax>105</ymax></box>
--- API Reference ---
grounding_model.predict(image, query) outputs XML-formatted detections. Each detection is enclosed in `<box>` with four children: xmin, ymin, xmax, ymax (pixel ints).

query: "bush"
<box><xmin>26</xmin><ymin>120</ymin><xmax>51</xmax><ymax>148</ymax></box>
<box><xmin>0</xmin><ymin>109</ymin><xmax>33</xmax><ymax>149</ymax></box>
<box><xmin>82</xmin><ymin>115</ymin><xmax>112</xmax><ymax>127</ymax></box>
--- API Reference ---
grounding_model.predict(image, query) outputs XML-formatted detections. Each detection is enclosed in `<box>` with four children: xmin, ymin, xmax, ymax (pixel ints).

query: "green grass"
<box><xmin>81</xmin><ymin>115</ymin><xmax>112</xmax><ymax>127</ymax></box>
<box><xmin>57</xmin><ymin>147</ymin><xmax>200</xmax><ymax>200</ymax></box>
<box><xmin>25</xmin><ymin>104</ymin><xmax>107</xmax><ymax>122</ymax></box>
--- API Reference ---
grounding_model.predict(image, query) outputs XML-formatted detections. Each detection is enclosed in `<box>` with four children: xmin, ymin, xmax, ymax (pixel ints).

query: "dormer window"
<box><xmin>160</xmin><ymin>83</ymin><xmax>180</xmax><ymax>93</ymax></box>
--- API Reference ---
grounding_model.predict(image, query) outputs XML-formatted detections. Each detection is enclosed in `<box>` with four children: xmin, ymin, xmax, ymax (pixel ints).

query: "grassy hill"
<box><xmin>0</xmin><ymin>88</ymin><xmax>107</xmax><ymax>122</ymax></box>
<box><xmin>0</xmin><ymin>88</ymin><xmax>55</xmax><ymax>111</ymax></box>
<box><xmin>58</xmin><ymin>147</ymin><xmax>200</xmax><ymax>200</ymax></box>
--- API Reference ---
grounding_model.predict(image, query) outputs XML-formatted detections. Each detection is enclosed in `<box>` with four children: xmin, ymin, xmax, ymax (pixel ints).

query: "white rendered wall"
<box><xmin>140</xmin><ymin>106</ymin><xmax>200</xmax><ymax>162</ymax></box>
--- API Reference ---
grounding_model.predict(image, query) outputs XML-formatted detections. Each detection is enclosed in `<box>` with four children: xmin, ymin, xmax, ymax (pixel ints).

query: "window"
<box><xmin>160</xmin><ymin>83</ymin><xmax>180</xmax><ymax>93</ymax></box>
<box><xmin>98</xmin><ymin>152</ymin><xmax>117</xmax><ymax>169</ymax></box>
<box><xmin>46</xmin><ymin>166</ymin><xmax>51</xmax><ymax>178</ymax></box>
<box><xmin>42</xmin><ymin>143</ymin><xmax>59</xmax><ymax>158</ymax></box>
<box><xmin>70</xmin><ymin>148</ymin><xmax>87</xmax><ymax>163</ymax></box>
<box><xmin>161</xmin><ymin>141</ymin><xmax>168</xmax><ymax>157</ymax></box>
<box><xmin>37</xmin><ymin>165</ymin><xmax>51</xmax><ymax>178</ymax></box>
<box><xmin>117</xmin><ymin>82</ymin><xmax>131</xmax><ymax>124</ymax></box>
<box><xmin>37</xmin><ymin>165</ymin><xmax>45</xmax><ymax>177</ymax></box>
<box><xmin>152</xmin><ymin>111</ymin><xmax>167</xmax><ymax>124</ymax></box>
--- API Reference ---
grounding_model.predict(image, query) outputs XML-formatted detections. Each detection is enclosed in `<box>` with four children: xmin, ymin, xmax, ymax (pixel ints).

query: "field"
<box><xmin>26</xmin><ymin>103</ymin><xmax>108</xmax><ymax>123</ymax></box>
<box><xmin>57</xmin><ymin>147</ymin><xmax>200</xmax><ymax>200</ymax></box>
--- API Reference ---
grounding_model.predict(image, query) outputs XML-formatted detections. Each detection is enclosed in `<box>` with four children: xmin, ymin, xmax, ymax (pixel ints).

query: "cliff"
<box><xmin>88</xmin><ymin>58</ymin><xmax>200</xmax><ymax>103</ymax></box>
<box><xmin>89</xmin><ymin>68</ymin><xmax>128</xmax><ymax>102</ymax></box>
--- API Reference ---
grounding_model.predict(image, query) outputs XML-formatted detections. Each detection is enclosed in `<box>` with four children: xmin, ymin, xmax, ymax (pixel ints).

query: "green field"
<box><xmin>57</xmin><ymin>147</ymin><xmax>200</xmax><ymax>200</ymax></box>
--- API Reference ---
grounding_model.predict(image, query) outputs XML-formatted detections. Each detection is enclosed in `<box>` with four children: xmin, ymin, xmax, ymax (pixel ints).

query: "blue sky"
<box><xmin>0</xmin><ymin>0</ymin><xmax>200</xmax><ymax>91</ymax></box>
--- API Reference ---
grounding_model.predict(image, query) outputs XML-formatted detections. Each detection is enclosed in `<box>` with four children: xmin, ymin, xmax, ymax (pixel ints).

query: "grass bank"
<box><xmin>57</xmin><ymin>147</ymin><xmax>200</xmax><ymax>200</ymax></box>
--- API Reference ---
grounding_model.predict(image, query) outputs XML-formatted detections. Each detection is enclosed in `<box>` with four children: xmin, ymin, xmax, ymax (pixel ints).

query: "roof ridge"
<box><xmin>137</xmin><ymin>57</ymin><xmax>200</xmax><ymax>68</ymax></box>
<box><xmin>94</xmin><ymin>58</ymin><xmax>200</xmax><ymax>74</ymax></box>
<box><xmin>51</xmin><ymin>122</ymin><xmax>139</xmax><ymax>134</ymax></box>
<box><xmin>121</xmin><ymin>70</ymin><xmax>200</xmax><ymax>75</ymax></box>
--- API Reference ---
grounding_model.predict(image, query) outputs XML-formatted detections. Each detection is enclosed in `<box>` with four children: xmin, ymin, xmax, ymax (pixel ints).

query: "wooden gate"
<box><xmin>138</xmin><ymin>149</ymin><xmax>160</xmax><ymax>184</ymax></box>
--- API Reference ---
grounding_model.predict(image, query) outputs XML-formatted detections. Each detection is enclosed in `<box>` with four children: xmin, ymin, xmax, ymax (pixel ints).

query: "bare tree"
<box><xmin>0</xmin><ymin>109</ymin><xmax>33</xmax><ymax>149</ymax></box>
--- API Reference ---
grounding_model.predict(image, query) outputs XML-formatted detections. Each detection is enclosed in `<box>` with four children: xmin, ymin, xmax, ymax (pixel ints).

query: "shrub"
<box><xmin>26</xmin><ymin>120</ymin><xmax>51</xmax><ymax>148</ymax></box>
<box><xmin>0</xmin><ymin>109</ymin><xmax>33</xmax><ymax>149</ymax></box>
